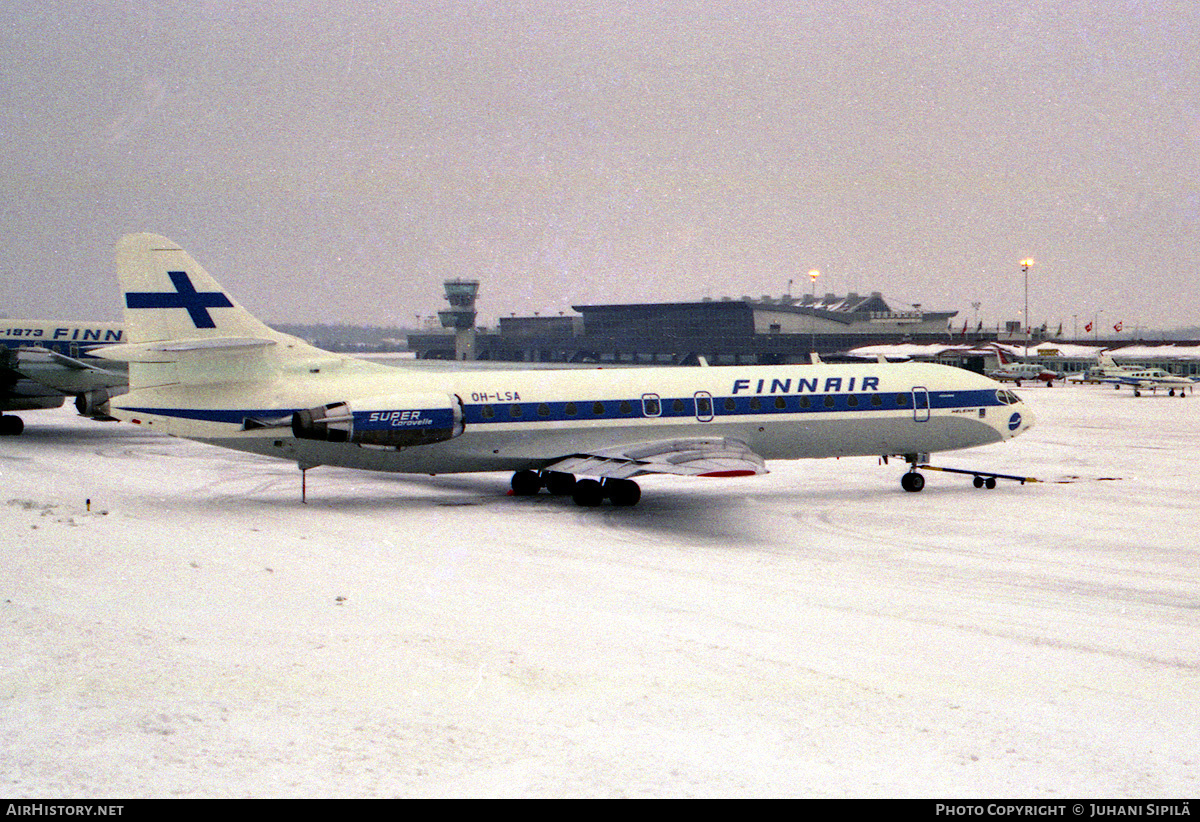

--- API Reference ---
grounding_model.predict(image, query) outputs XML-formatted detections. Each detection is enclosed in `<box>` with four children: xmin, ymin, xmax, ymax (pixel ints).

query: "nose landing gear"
<box><xmin>896</xmin><ymin>453</ymin><xmax>1037</xmax><ymax>492</ymax></box>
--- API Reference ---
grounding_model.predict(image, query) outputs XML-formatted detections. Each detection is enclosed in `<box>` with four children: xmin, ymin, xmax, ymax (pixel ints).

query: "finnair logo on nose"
<box><xmin>125</xmin><ymin>271</ymin><xmax>234</xmax><ymax>329</ymax></box>
<box><xmin>1008</xmin><ymin>412</ymin><xmax>1022</xmax><ymax>431</ymax></box>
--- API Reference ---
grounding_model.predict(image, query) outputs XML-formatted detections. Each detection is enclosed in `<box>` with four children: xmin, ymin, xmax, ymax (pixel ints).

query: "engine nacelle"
<box><xmin>292</xmin><ymin>392</ymin><xmax>464</xmax><ymax>448</ymax></box>
<box><xmin>75</xmin><ymin>387</ymin><xmax>128</xmax><ymax>420</ymax></box>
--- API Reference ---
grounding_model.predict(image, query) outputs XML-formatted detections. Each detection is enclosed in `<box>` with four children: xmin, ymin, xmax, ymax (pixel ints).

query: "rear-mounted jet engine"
<box><xmin>292</xmin><ymin>392</ymin><xmax>464</xmax><ymax>448</ymax></box>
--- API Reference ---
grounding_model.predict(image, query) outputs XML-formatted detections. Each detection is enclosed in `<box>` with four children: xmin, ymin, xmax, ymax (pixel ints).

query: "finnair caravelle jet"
<box><xmin>1</xmin><ymin>321</ymin><xmax>128</xmax><ymax>434</ymax></box>
<box><xmin>94</xmin><ymin>234</ymin><xmax>1035</xmax><ymax>505</ymax></box>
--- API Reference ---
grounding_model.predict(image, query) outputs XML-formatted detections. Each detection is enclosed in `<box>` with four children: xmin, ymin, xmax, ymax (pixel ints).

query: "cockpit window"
<box><xmin>995</xmin><ymin>389</ymin><xmax>1021</xmax><ymax>405</ymax></box>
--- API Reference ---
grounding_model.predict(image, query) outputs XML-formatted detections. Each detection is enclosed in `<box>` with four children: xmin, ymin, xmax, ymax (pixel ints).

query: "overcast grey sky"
<box><xmin>2</xmin><ymin>1</ymin><xmax>1197</xmax><ymax>333</ymax></box>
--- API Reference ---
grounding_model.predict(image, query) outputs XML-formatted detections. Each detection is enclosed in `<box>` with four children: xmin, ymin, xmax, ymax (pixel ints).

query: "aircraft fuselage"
<box><xmin>117</xmin><ymin>359</ymin><xmax>1031</xmax><ymax>475</ymax></box>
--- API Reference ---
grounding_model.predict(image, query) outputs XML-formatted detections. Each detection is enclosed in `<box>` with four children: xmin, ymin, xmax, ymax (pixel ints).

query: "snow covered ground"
<box><xmin>2</xmin><ymin>383</ymin><xmax>1197</xmax><ymax>797</ymax></box>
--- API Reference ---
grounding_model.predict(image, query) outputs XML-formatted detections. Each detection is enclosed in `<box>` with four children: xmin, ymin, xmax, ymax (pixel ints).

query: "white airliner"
<box><xmin>1</xmin><ymin>321</ymin><xmax>128</xmax><ymax>434</ymax></box>
<box><xmin>94</xmin><ymin>234</ymin><xmax>1035</xmax><ymax>504</ymax></box>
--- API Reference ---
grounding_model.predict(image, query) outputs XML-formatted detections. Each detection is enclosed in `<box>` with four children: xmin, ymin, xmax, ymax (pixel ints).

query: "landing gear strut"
<box><xmin>899</xmin><ymin>453</ymin><xmax>928</xmax><ymax>493</ymax></box>
<box><xmin>510</xmin><ymin>470</ymin><xmax>641</xmax><ymax>507</ymax></box>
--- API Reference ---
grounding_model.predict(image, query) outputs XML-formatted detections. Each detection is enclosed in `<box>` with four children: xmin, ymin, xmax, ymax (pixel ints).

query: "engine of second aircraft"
<box><xmin>292</xmin><ymin>392</ymin><xmax>464</xmax><ymax>448</ymax></box>
<box><xmin>74</xmin><ymin>386</ymin><xmax>128</xmax><ymax>420</ymax></box>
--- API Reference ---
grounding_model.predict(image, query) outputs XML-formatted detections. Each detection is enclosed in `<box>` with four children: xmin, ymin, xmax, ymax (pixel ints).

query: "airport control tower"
<box><xmin>438</xmin><ymin>278</ymin><xmax>479</xmax><ymax>360</ymax></box>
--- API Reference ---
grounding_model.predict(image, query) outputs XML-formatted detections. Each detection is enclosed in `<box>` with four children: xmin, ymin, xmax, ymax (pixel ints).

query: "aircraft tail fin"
<box><xmin>115</xmin><ymin>233</ymin><xmax>284</xmax><ymax>345</ymax></box>
<box><xmin>103</xmin><ymin>233</ymin><xmax>328</xmax><ymax>390</ymax></box>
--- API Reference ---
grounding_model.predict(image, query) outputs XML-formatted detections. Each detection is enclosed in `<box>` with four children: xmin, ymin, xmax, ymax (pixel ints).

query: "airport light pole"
<box><xmin>1020</xmin><ymin>259</ymin><xmax>1035</xmax><ymax>356</ymax></box>
<box><xmin>808</xmin><ymin>269</ymin><xmax>820</xmax><ymax>359</ymax></box>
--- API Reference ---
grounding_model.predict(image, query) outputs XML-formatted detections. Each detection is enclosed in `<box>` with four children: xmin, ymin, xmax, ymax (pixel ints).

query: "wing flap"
<box><xmin>544</xmin><ymin>437</ymin><xmax>767</xmax><ymax>479</ymax></box>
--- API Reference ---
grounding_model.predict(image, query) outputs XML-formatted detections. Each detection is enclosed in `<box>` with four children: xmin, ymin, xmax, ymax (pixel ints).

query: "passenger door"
<box><xmin>912</xmin><ymin>387</ymin><xmax>930</xmax><ymax>422</ymax></box>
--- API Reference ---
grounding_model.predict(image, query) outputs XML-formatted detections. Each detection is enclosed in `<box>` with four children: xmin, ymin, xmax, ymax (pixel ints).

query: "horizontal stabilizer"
<box><xmin>95</xmin><ymin>337</ymin><xmax>275</xmax><ymax>363</ymax></box>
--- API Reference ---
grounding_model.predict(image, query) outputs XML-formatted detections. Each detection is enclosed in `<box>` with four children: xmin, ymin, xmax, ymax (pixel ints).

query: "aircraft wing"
<box><xmin>1</xmin><ymin>348</ymin><xmax>68</xmax><ymax>412</ymax></box>
<box><xmin>986</xmin><ymin>370</ymin><xmax>1018</xmax><ymax>382</ymax></box>
<box><xmin>44</xmin><ymin>348</ymin><xmax>126</xmax><ymax>376</ymax></box>
<box><xmin>9</xmin><ymin>346</ymin><xmax>127</xmax><ymax>395</ymax></box>
<box><xmin>541</xmin><ymin>437</ymin><xmax>768</xmax><ymax>480</ymax></box>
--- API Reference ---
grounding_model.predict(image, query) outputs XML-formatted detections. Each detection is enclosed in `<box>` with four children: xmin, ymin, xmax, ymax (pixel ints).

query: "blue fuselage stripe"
<box><xmin>123</xmin><ymin>388</ymin><xmax>1009</xmax><ymax>426</ymax></box>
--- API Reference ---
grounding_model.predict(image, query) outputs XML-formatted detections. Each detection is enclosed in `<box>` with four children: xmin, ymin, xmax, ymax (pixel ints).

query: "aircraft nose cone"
<box><xmin>1007</xmin><ymin>405</ymin><xmax>1034</xmax><ymax>435</ymax></box>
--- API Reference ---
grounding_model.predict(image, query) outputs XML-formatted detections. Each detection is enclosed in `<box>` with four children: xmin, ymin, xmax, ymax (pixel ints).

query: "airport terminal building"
<box><xmin>408</xmin><ymin>291</ymin><xmax>960</xmax><ymax>364</ymax></box>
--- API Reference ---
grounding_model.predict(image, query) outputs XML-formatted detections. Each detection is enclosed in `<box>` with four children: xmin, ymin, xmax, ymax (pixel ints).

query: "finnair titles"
<box><xmin>732</xmin><ymin>375</ymin><xmax>880</xmax><ymax>394</ymax></box>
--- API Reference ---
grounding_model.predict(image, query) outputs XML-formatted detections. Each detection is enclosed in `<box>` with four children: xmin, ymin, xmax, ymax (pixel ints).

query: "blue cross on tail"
<box><xmin>125</xmin><ymin>271</ymin><xmax>234</xmax><ymax>329</ymax></box>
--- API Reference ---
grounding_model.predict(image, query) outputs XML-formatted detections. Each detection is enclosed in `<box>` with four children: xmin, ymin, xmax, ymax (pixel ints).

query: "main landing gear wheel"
<box><xmin>604</xmin><ymin>478</ymin><xmax>642</xmax><ymax>507</ymax></box>
<box><xmin>510</xmin><ymin>469</ymin><xmax>543</xmax><ymax>496</ymax></box>
<box><xmin>901</xmin><ymin>471</ymin><xmax>925</xmax><ymax>493</ymax></box>
<box><xmin>572</xmin><ymin>478</ymin><xmax>605</xmax><ymax>507</ymax></box>
<box><xmin>509</xmin><ymin>470</ymin><xmax>642</xmax><ymax>507</ymax></box>
<box><xmin>543</xmin><ymin>471</ymin><xmax>577</xmax><ymax>496</ymax></box>
<box><xmin>0</xmin><ymin>415</ymin><xmax>24</xmax><ymax>436</ymax></box>
<box><xmin>573</xmin><ymin>477</ymin><xmax>642</xmax><ymax>507</ymax></box>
